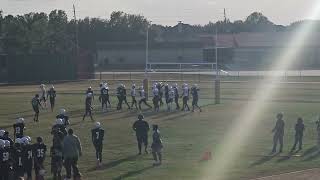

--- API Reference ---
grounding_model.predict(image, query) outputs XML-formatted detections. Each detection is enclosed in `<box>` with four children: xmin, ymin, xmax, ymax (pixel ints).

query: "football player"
<box><xmin>138</xmin><ymin>86</ymin><xmax>152</xmax><ymax>110</ymax></box>
<box><xmin>131</xmin><ymin>84</ymin><xmax>138</xmax><ymax>110</ymax></box>
<box><xmin>122</xmin><ymin>84</ymin><xmax>131</xmax><ymax>110</ymax></box>
<box><xmin>151</xmin><ymin>125</ymin><xmax>163</xmax><ymax>166</ymax></box>
<box><xmin>33</xmin><ymin>137</ymin><xmax>47</xmax><ymax>180</ymax></box>
<box><xmin>0</xmin><ymin>139</ymin><xmax>10</xmax><ymax>180</ymax></box>
<box><xmin>47</xmin><ymin>85</ymin><xmax>56</xmax><ymax>112</ymax></box>
<box><xmin>86</xmin><ymin>87</ymin><xmax>94</xmax><ymax>100</ymax></box>
<box><xmin>99</xmin><ymin>83</ymin><xmax>110</xmax><ymax>112</ymax></box>
<box><xmin>173</xmin><ymin>83</ymin><xmax>180</xmax><ymax>110</ymax></box>
<box><xmin>132</xmin><ymin>114</ymin><xmax>149</xmax><ymax>155</ymax></box>
<box><xmin>13</xmin><ymin>118</ymin><xmax>25</xmax><ymax>139</ymax></box>
<box><xmin>39</xmin><ymin>84</ymin><xmax>47</xmax><ymax>108</ymax></box>
<box><xmin>156</xmin><ymin>82</ymin><xmax>164</xmax><ymax>106</ymax></box>
<box><xmin>152</xmin><ymin>85</ymin><xmax>160</xmax><ymax>112</ymax></box>
<box><xmin>191</xmin><ymin>84</ymin><xmax>202</xmax><ymax>112</ymax></box>
<box><xmin>22</xmin><ymin>136</ymin><xmax>33</xmax><ymax>180</ymax></box>
<box><xmin>116</xmin><ymin>84</ymin><xmax>124</xmax><ymax>110</ymax></box>
<box><xmin>167</xmin><ymin>86</ymin><xmax>175</xmax><ymax>111</ymax></box>
<box><xmin>31</xmin><ymin>94</ymin><xmax>43</xmax><ymax>122</ymax></box>
<box><xmin>13</xmin><ymin>138</ymin><xmax>24</xmax><ymax>179</ymax></box>
<box><xmin>181</xmin><ymin>83</ymin><xmax>190</xmax><ymax>111</ymax></box>
<box><xmin>56</xmin><ymin>109</ymin><xmax>70</xmax><ymax>127</ymax></box>
<box><xmin>51</xmin><ymin>119</ymin><xmax>67</xmax><ymax>136</ymax></box>
<box><xmin>91</xmin><ymin>122</ymin><xmax>104</xmax><ymax>167</ymax></box>
<box><xmin>83</xmin><ymin>93</ymin><xmax>94</xmax><ymax>121</ymax></box>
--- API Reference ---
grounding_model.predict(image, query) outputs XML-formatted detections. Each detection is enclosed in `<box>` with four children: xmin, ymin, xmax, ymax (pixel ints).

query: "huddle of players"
<box><xmin>151</xmin><ymin>82</ymin><xmax>202</xmax><ymax>112</ymax></box>
<box><xmin>94</xmin><ymin>81</ymin><xmax>202</xmax><ymax>113</ymax></box>
<box><xmin>0</xmin><ymin>118</ymin><xmax>47</xmax><ymax>180</ymax></box>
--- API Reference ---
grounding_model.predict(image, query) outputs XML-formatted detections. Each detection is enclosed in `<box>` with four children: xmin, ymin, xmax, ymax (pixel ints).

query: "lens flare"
<box><xmin>202</xmin><ymin>3</ymin><xmax>320</xmax><ymax>180</ymax></box>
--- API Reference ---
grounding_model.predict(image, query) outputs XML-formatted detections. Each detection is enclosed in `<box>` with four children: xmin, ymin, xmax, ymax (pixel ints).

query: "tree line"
<box><xmin>1</xmin><ymin>10</ymin><xmax>319</xmax><ymax>54</ymax></box>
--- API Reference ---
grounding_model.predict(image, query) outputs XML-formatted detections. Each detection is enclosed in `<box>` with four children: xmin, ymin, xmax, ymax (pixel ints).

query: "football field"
<box><xmin>1</xmin><ymin>78</ymin><xmax>320</xmax><ymax>180</ymax></box>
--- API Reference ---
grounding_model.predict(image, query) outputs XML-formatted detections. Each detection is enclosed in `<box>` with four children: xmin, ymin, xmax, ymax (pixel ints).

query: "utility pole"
<box><xmin>145</xmin><ymin>21</ymin><xmax>151</xmax><ymax>75</ymax></box>
<box><xmin>73</xmin><ymin>4</ymin><xmax>79</xmax><ymax>59</ymax></box>
<box><xmin>144</xmin><ymin>21</ymin><xmax>152</xmax><ymax>101</ymax></box>
<box><xmin>214</xmin><ymin>10</ymin><xmax>222</xmax><ymax>104</ymax></box>
<box><xmin>224</xmin><ymin>8</ymin><xmax>227</xmax><ymax>23</ymax></box>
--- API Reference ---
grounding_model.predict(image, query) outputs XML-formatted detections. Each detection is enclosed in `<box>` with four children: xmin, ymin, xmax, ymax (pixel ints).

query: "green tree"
<box><xmin>47</xmin><ymin>10</ymin><xmax>72</xmax><ymax>53</ymax></box>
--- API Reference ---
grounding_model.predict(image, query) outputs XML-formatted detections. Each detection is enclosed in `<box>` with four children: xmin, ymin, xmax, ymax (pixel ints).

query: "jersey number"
<box><xmin>96</xmin><ymin>132</ymin><xmax>100</xmax><ymax>139</ymax></box>
<box><xmin>16</xmin><ymin>127</ymin><xmax>20</xmax><ymax>134</ymax></box>
<box><xmin>2</xmin><ymin>152</ymin><xmax>9</xmax><ymax>161</ymax></box>
<box><xmin>18</xmin><ymin>157</ymin><xmax>22</xmax><ymax>166</ymax></box>
<box><xmin>37</xmin><ymin>149</ymin><xmax>44</xmax><ymax>158</ymax></box>
<box><xmin>28</xmin><ymin>150</ymin><xmax>32</xmax><ymax>159</ymax></box>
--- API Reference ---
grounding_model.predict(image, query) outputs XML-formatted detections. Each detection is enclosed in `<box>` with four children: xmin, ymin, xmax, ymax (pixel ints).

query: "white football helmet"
<box><xmin>25</xmin><ymin>136</ymin><xmax>31</xmax><ymax>142</ymax></box>
<box><xmin>17</xmin><ymin>117</ymin><xmax>25</xmax><ymax>124</ymax></box>
<box><xmin>94</xmin><ymin>122</ymin><xmax>101</xmax><ymax>128</ymax></box>
<box><xmin>60</xmin><ymin>109</ymin><xmax>66</xmax><ymax>115</ymax></box>
<box><xmin>0</xmin><ymin>129</ymin><xmax>5</xmax><ymax>137</ymax></box>
<box><xmin>0</xmin><ymin>140</ymin><xmax>4</xmax><ymax>148</ymax></box>
<box><xmin>21</xmin><ymin>137</ymin><xmax>30</xmax><ymax>145</ymax></box>
<box><xmin>56</xmin><ymin>118</ymin><xmax>63</xmax><ymax>125</ymax></box>
<box><xmin>4</xmin><ymin>140</ymin><xmax>10</xmax><ymax>147</ymax></box>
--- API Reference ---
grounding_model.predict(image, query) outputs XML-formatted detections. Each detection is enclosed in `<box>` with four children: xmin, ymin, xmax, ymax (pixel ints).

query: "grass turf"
<box><xmin>1</xmin><ymin>79</ymin><xmax>320</xmax><ymax>180</ymax></box>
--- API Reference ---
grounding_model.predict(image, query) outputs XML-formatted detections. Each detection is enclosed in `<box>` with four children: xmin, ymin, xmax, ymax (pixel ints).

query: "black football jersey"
<box><xmin>0</xmin><ymin>148</ymin><xmax>10</xmax><ymax>165</ymax></box>
<box><xmin>23</xmin><ymin>144</ymin><xmax>33</xmax><ymax>165</ymax></box>
<box><xmin>33</xmin><ymin>143</ymin><xmax>47</xmax><ymax>163</ymax></box>
<box><xmin>13</xmin><ymin>147</ymin><xmax>24</xmax><ymax>168</ymax></box>
<box><xmin>91</xmin><ymin>128</ymin><xmax>104</xmax><ymax>143</ymax></box>
<box><xmin>13</xmin><ymin>123</ymin><xmax>24</xmax><ymax>137</ymax></box>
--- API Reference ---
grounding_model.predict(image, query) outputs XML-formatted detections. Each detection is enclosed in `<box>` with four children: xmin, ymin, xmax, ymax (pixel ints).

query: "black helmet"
<box><xmin>138</xmin><ymin>114</ymin><xmax>144</xmax><ymax>120</ymax></box>
<box><xmin>152</xmin><ymin>124</ymin><xmax>158</xmax><ymax>131</ymax></box>
<box><xmin>37</xmin><ymin>137</ymin><xmax>43</xmax><ymax>143</ymax></box>
<box><xmin>276</xmin><ymin>112</ymin><xmax>283</xmax><ymax>119</ymax></box>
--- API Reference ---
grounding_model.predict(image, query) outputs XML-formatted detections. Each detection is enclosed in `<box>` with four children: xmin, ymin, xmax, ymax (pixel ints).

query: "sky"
<box><xmin>1</xmin><ymin>0</ymin><xmax>320</xmax><ymax>26</ymax></box>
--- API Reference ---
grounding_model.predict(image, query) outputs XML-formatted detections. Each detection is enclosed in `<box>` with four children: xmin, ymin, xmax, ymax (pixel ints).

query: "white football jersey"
<box><xmin>140</xmin><ymin>89</ymin><xmax>146</xmax><ymax>99</ymax></box>
<box><xmin>131</xmin><ymin>88</ymin><xmax>136</xmax><ymax>97</ymax></box>
<box><xmin>40</xmin><ymin>88</ymin><xmax>46</xmax><ymax>98</ymax></box>
<box><xmin>169</xmin><ymin>89</ymin><xmax>175</xmax><ymax>99</ymax></box>
<box><xmin>183</xmin><ymin>87</ymin><xmax>189</xmax><ymax>97</ymax></box>
<box><xmin>153</xmin><ymin>88</ymin><xmax>159</xmax><ymax>96</ymax></box>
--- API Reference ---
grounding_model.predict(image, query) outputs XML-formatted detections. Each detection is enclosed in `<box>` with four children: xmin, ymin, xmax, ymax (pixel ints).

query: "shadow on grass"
<box><xmin>161</xmin><ymin>112</ymin><xmax>191</xmax><ymax>122</ymax></box>
<box><xmin>87</xmin><ymin>155</ymin><xmax>139</xmax><ymax>172</ymax></box>
<box><xmin>302</xmin><ymin>150</ymin><xmax>320</xmax><ymax>161</ymax></box>
<box><xmin>250</xmin><ymin>152</ymin><xmax>280</xmax><ymax>167</ymax></box>
<box><xmin>112</xmin><ymin>165</ymin><xmax>155</xmax><ymax>180</ymax></box>
<box><xmin>0</xmin><ymin>109</ymin><xmax>31</xmax><ymax>116</ymax></box>
<box><xmin>302</xmin><ymin>146</ymin><xmax>318</xmax><ymax>157</ymax></box>
<box><xmin>276</xmin><ymin>149</ymin><xmax>301</xmax><ymax>163</ymax></box>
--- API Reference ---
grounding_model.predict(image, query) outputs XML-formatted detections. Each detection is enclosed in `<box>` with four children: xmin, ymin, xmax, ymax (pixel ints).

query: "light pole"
<box><xmin>214</xmin><ymin>20</ymin><xmax>220</xmax><ymax>104</ymax></box>
<box><xmin>145</xmin><ymin>21</ymin><xmax>152</xmax><ymax>76</ymax></box>
<box><xmin>215</xmin><ymin>24</ymin><xmax>218</xmax><ymax>79</ymax></box>
<box><xmin>144</xmin><ymin>21</ymin><xmax>152</xmax><ymax>100</ymax></box>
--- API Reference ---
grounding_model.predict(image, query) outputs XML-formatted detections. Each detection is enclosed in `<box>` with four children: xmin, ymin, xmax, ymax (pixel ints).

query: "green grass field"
<box><xmin>1</xmin><ymin>79</ymin><xmax>320</xmax><ymax>180</ymax></box>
